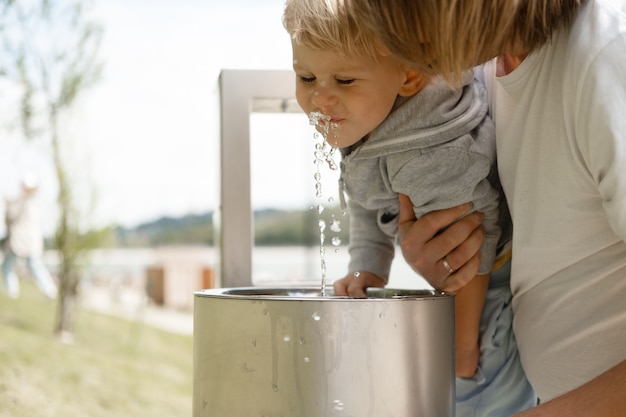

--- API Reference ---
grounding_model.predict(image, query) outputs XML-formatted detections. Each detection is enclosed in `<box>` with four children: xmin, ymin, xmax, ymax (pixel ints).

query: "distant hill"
<box><xmin>115</xmin><ymin>212</ymin><xmax>214</xmax><ymax>247</ymax></box>
<box><xmin>115</xmin><ymin>206</ymin><xmax>349</xmax><ymax>247</ymax></box>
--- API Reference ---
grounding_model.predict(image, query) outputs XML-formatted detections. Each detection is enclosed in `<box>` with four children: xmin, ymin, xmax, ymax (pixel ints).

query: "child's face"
<box><xmin>292</xmin><ymin>42</ymin><xmax>415</xmax><ymax>148</ymax></box>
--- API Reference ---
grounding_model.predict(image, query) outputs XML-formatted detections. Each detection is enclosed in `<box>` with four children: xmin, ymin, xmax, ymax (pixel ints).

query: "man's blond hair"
<box><xmin>342</xmin><ymin>0</ymin><xmax>585</xmax><ymax>81</ymax></box>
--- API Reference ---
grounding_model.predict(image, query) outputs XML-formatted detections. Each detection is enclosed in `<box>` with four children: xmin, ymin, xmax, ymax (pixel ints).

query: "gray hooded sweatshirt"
<box><xmin>340</xmin><ymin>74</ymin><xmax>511</xmax><ymax>283</ymax></box>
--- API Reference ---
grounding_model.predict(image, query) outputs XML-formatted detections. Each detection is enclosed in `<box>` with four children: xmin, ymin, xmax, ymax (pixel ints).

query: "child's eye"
<box><xmin>298</xmin><ymin>76</ymin><xmax>316</xmax><ymax>84</ymax></box>
<box><xmin>337</xmin><ymin>79</ymin><xmax>355</xmax><ymax>85</ymax></box>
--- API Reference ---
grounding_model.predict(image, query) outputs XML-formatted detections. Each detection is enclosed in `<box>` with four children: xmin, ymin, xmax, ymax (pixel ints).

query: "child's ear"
<box><xmin>399</xmin><ymin>70</ymin><xmax>425</xmax><ymax>97</ymax></box>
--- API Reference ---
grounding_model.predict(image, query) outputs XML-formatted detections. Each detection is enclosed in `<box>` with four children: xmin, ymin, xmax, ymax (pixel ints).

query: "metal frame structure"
<box><xmin>218</xmin><ymin>69</ymin><xmax>298</xmax><ymax>288</ymax></box>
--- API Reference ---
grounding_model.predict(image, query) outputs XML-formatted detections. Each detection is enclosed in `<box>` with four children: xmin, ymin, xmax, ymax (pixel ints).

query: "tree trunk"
<box><xmin>50</xmin><ymin>108</ymin><xmax>79</xmax><ymax>341</ymax></box>
<box><xmin>55</xmin><ymin>272</ymin><xmax>78</xmax><ymax>343</ymax></box>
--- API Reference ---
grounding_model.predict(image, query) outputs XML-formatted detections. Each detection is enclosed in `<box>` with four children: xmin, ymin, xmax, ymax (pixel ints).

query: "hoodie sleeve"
<box><xmin>346</xmin><ymin>198</ymin><xmax>395</xmax><ymax>283</ymax></box>
<box><xmin>388</xmin><ymin>127</ymin><xmax>503</xmax><ymax>275</ymax></box>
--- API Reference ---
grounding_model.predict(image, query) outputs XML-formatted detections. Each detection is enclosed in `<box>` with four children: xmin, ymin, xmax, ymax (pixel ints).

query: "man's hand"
<box><xmin>397</xmin><ymin>194</ymin><xmax>485</xmax><ymax>292</ymax></box>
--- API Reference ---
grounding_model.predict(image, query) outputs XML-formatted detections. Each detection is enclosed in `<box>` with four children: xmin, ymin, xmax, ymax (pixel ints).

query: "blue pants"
<box><xmin>2</xmin><ymin>250</ymin><xmax>57</xmax><ymax>299</ymax></box>
<box><xmin>455</xmin><ymin>261</ymin><xmax>537</xmax><ymax>416</ymax></box>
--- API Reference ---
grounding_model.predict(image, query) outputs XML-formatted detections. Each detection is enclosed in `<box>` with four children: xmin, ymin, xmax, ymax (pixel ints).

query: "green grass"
<box><xmin>0</xmin><ymin>282</ymin><xmax>192</xmax><ymax>417</ymax></box>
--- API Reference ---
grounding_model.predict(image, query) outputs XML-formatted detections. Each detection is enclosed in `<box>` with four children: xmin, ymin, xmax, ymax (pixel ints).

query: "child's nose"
<box><xmin>311</xmin><ymin>84</ymin><xmax>337</xmax><ymax>109</ymax></box>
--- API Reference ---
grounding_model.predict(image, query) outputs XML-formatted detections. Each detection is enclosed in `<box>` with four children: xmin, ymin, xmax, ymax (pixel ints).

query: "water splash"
<box><xmin>310</xmin><ymin>112</ymin><xmax>339</xmax><ymax>173</ymax></box>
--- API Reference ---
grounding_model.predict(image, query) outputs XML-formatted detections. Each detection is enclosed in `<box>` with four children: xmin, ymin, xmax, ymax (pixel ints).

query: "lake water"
<box><xmin>40</xmin><ymin>246</ymin><xmax>430</xmax><ymax>290</ymax></box>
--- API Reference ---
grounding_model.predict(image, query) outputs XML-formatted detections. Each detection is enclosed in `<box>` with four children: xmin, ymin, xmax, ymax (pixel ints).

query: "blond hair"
<box><xmin>283</xmin><ymin>0</ymin><xmax>384</xmax><ymax>61</ymax></box>
<box><xmin>343</xmin><ymin>0</ymin><xmax>585</xmax><ymax>81</ymax></box>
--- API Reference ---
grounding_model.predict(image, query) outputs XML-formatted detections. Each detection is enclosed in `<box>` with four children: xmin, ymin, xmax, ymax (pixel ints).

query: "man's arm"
<box><xmin>513</xmin><ymin>360</ymin><xmax>626</xmax><ymax>417</ymax></box>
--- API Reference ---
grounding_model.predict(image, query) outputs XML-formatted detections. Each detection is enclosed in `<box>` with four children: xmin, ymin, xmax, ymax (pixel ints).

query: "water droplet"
<box><xmin>379</xmin><ymin>312</ymin><xmax>385</xmax><ymax>319</ymax></box>
<box><xmin>299</xmin><ymin>337</ymin><xmax>306</xmax><ymax>345</ymax></box>
<box><xmin>262</xmin><ymin>308</ymin><xmax>268</xmax><ymax>315</ymax></box>
<box><xmin>318</xmin><ymin>219</ymin><xmax>326</xmax><ymax>231</ymax></box>
<box><xmin>327</xmin><ymin>196</ymin><xmax>334</xmax><ymax>203</ymax></box>
<box><xmin>252</xmin><ymin>339</ymin><xmax>257</xmax><ymax>347</ymax></box>
<box><xmin>312</xmin><ymin>312</ymin><xmax>321</xmax><ymax>321</ymax></box>
<box><xmin>272</xmin><ymin>384</ymin><xmax>279</xmax><ymax>392</ymax></box>
<box><xmin>330</xmin><ymin>219</ymin><xmax>341</xmax><ymax>232</ymax></box>
<box><xmin>331</xmin><ymin>236</ymin><xmax>341</xmax><ymax>246</ymax></box>
<box><xmin>317</xmin><ymin>204</ymin><xmax>325</xmax><ymax>214</ymax></box>
<box><xmin>353</xmin><ymin>271</ymin><xmax>361</xmax><ymax>278</ymax></box>
<box><xmin>304</xmin><ymin>357</ymin><xmax>311</xmax><ymax>363</ymax></box>
<box><xmin>333</xmin><ymin>400</ymin><xmax>345</xmax><ymax>411</ymax></box>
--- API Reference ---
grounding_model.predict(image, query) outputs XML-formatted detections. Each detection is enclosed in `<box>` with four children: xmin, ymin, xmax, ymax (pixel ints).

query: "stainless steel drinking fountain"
<box><xmin>194</xmin><ymin>287</ymin><xmax>455</xmax><ymax>416</ymax></box>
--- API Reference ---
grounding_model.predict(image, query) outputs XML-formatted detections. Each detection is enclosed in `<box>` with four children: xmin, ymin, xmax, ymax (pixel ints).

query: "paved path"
<box><xmin>82</xmin><ymin>286</ymin><xmax>193</xmax><ymax>335</ymax></box>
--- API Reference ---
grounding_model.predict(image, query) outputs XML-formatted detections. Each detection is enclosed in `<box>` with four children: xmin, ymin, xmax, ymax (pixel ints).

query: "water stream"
<box><xmin>308</xmin><ymin>111</ymin><xmax>340</xmax><ymax>296</ymax></box>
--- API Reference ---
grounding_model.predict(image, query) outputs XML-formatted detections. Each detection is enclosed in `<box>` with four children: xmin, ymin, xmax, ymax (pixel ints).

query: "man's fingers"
<box><xmin>398</xmin><ymin>194</ymin><xmax>474</xmax><ymax>253</ymax></box>
<box><xmin>440</xmin><ymin>252</ymin><xmax>482</xmax><ymax>293</ymax></box>
<box><xmin>397</xmin><ymin>193</ymin><xmax>417</xmax><ymax>225</ymax></box>
<box><xmin>441</xmin><ymin>223</ymin><xmax>485</xmax><ymax>277</ymax></box>
<box><xmin>424</xmin><ymin>204</ymin><xmax>474</xmax><ymax>237</ymax></box>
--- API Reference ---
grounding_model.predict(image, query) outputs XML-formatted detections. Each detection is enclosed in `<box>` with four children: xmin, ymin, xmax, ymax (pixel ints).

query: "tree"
<box><xmin>1</xmin><ymin>0</ymin><xmax>103</xmax><ymax>341</ymax></box>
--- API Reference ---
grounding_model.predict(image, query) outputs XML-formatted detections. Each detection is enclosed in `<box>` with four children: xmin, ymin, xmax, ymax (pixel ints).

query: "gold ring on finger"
<box><xmin>442</xmin><ymin>257</ymin><xmax>455</xmax><ymax>274</ymax></box>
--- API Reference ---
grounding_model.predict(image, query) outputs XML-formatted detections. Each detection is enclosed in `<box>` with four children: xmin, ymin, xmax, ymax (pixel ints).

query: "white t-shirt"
<box><xmin>5</xmin><ymin>192</ymin><xmax>44</xmax><ymax>258</ymax></box>
<box><xmin>479</xmin><ymin>0</ymin><xmax>626</xmax><ymax>401</ymax></box>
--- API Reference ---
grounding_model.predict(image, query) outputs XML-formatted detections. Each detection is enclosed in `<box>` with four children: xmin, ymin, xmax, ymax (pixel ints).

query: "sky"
<box><xmin>0</xmin><ymin>0</ymin><xmax>340</xmax><ymax>234</ymax></box>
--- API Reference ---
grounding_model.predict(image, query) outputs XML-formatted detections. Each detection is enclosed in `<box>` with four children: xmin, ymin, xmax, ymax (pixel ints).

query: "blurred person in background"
<box><xmin>2</xmin><ymin>173</ymin><xmax>57</xmax><ymax>299</ymax></box>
